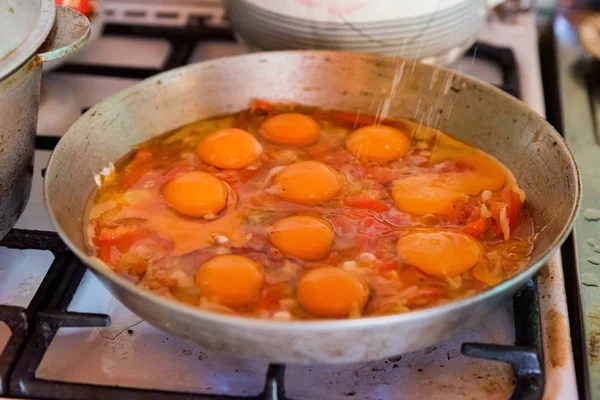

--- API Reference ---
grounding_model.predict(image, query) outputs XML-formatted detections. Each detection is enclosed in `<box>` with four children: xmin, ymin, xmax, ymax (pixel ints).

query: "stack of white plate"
<box><xmin>225</xmin><ymin>0</ymin><xmax>504</xmax><ymax>65</ymax></box>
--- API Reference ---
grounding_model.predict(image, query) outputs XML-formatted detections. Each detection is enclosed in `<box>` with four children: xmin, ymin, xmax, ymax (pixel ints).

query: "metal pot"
<box><xmin>0</xmin><ymin>0</ymin><xmax>90</xmax><ymax>240</ymax></box>
<box><xmin>44</xmin><ymin>51</ymin><xmax>581</xmax><ymax>364</ymax></box>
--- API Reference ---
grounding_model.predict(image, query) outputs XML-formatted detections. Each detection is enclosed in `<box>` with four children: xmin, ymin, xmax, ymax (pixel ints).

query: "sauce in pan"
<box><xmin>86</xmin><ymin>100</ymin><xmax>534</xmax><ymax>320</ymax></box>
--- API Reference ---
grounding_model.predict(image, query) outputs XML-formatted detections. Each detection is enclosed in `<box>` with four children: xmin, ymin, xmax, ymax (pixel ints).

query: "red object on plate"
<box><xmin>55</xmin><ymin>0</ymin><xmax>91</xmax><ymax>17</ymax></box>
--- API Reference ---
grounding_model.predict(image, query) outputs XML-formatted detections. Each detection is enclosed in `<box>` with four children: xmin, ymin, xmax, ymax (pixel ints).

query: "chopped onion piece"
<box><xmin>169</xmin><ymin>271</ymin><xmax>194</xmax><ymax>288</ymax></box>
<box><xmin>446</xmin><ymin>275</ymin><xmax>462</xmax><ymax>289</ymax></box>
<box><xmin>214</xmin><ymin>246</ymin><xmax>231</xmax><ymax>255</ymax></box>
<box><xmin>279</xmin><ymin>298</ymin><xmax>297</xmax><ymax>309</ymax></box>
<box><xmin>213</xmin><ymin>235</ymin><xmax>229</xmax><ymax>244</ymax></box>
<box><xmin>348</xmin><ymin>304</ymin><xmax>362</xmax><ymax>319</ymax></box>
<box><xmin>262</xmin><ymin>166</ymin><xmax>285</xmax><ymax>187</ymax></box>
<box><xmin>272</xmin><ymin>311</ymin><xmax>292</xmax><ymax>321</ymax></box>
<box><xmin>481</xmin><ymin>190</ymin><xmax>492</xmax><ymax>202</ymax></box>
<box><xmin>499</xmin><ymin>206</ymin><xmax>510</xmax><ymax>241</ymax></box>
<box><xmin>480</xmin><ymin>203</ymin><xmax>492</xmax><ymax>219</ymax></box>
<box><xmin>358</xmin><ymin>252</ymin><xmax>376</xmax><ymax>263</ymax></box>
<box><xmin>341</xmin><ymin>261</ymin><xmax>358</xmax><ymax>271</ymax></box>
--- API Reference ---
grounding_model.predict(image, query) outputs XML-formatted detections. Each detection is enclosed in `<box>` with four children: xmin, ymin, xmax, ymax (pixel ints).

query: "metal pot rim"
<box><xmin>0</xmin><ymin>0</ymin><xmax>55</xmax><ymax>81</ymax></box>
<box><xmin>44</xmin><ymin>50</ymin><xmax>582</xmax><ymax>332</ymax></box>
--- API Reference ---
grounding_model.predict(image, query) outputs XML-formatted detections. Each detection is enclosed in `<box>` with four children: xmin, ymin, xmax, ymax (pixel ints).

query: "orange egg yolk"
<box><xmin>260</xmin><ymin>113</ymin><xmax>320</xmax><ymax>146</ymax></box>
<box><xmin>391</xmin><ymin>172</ymin><xmax>497</xmax><ymax>215</ymax></box>
<box><xmin>196</xmin><ymin>128</ymin><xmax>262</xmax><ymax>169</ymax></box>
<box><xmin>396</xmin><ymin>230</ymin><xmax>482</xmax><ymax>278</ymax></box>
<box><xmin>269</xmin><ymin>215</ymin><xmax>334</xmax><ymax>260</ymax></box>
<box><xmin>346</xmin><ymin>125</ymin><xmax>410</xmax><ymax>162</ymax></box>
<box><xmin>162</xmin><ymin>171</ymin><xmax>228</xmax><ymax>218</ymax></box>
<box><xmin>194</xmin><ymin>254</ymin><xmax>263</xmax><ymax>307</ymax></box>
<box><xmin>297</xmin><ymin>267</ymin><xmax>369</xmax><ymax>318</ymax></box>
<box><xmin>273</xmin><ymin>161</ymin><xmax>342</xmax><ymax>205</ymax></box>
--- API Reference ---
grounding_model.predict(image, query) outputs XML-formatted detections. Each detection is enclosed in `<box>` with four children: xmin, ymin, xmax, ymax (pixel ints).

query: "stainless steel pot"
<box><xmin>44</xmin><ymin>51</ymin><xmax>581</xmax><ymax>364</ymax></box>
<box><xmin>0</xmin><ymin>0</ymin><xmax>90</xmax><ymax>239</ymax></box>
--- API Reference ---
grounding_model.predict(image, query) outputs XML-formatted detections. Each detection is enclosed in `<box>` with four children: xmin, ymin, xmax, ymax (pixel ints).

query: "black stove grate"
<box><xmin>0</xmin><ymin>19</ymin><xmax>540</xmax><ymax>400</ymax></box>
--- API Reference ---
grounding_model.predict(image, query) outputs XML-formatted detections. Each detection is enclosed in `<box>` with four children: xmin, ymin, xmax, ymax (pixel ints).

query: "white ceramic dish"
<box><xmin>243</xmin><ymin>0</ymin><xmax>468</xmax><ymax>23</ymax></box>
<box><xmin>226</xmin><ymin>0</ymin><xmax>486</xmax><ymax>61</ymax></box>
<box><xmin>239</xmin><ymin>0</ymin><xmax>478</xmax><ymax>30</ymax></box>
<box><xmin>231</xmin><ymin>8</ymin><xmax>482</xmax><ymax>44</ymax></box>
<box><xmin>237</xmin><ymin>1</ymin><xmax>482</xmax><ymax>38</ymax></box>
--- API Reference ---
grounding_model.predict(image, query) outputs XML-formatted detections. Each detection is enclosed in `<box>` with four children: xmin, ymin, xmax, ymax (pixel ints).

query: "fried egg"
<box><xmin>195</xmin><ymin>254</ymin><xmax>263</xmax><ymax>307</ymax></box>
<box><xmin>269</xmin><ymin>215</ymin><xmax>334</xmax><ymax>260</ymax></box>
<box><xmin>396</xmin><ymin>230</ymin><xmax>482</xmax><ymax>278</ymax></box>
<box><xmin>346</xmin><ymin>125</ymin><xmax>410</xmax><ymax>162</ymax></box>
<box><xmin>391</xmin><ymin>172</ymin><xmax>496</xmax><ymax>215</ymax></box>
<box><xmin>273</xmin><ymin>161</ymin><xmax>342</xmax><ymax>205</ymax></box>
<box><xmin>162</xmin><ymin>171</ymin><xmax>228</xmax><ymax>217</ymax></box>
<box><xmin>196</xmin><ymin>128</ymin><xmax>262</xmax><ymax>169</ymax></box>
<box><xmin>260</xmin><ymin>113</ymin><xmax>320</xmax><ymax>146</ymax></box>
<box><xmin>297</xmin><ymin>267</ymin><xmax>369</xmax><ymax>318</ymax></box>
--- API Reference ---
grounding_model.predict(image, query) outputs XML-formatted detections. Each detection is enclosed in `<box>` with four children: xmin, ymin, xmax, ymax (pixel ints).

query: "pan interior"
<box><xmin>45</xmin><ymin>51</ymin><xmax>580</xmax><ymax>315</ymax></box>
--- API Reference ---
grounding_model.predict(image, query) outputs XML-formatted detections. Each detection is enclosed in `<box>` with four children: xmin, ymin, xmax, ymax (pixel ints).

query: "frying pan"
<box><xmin>44</xmin><ymin>51</ymin><xmax>580</xmax><ymax>364</ymax></box>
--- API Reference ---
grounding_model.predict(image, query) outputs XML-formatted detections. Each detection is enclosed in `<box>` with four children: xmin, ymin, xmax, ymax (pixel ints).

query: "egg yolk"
<box><xmin>260</xmin><ymin>113</ymin><xmax>320</xmax><ymax>146</ymax></box>
<box><xmin>273</xmin><ymin>161</ymin><xmax>342</xmax><ymax>205</ymax></box>
<box><xmin>269</xmin><ymin>215</ymin><xmax>334</xmax><ymax>260</ymax></box>
<box><xmin>194</xmin><ymin>254</ymin><xmax>263</xmax><ymax>307</ymax></box>
<box><xmin>196</xmin><ymin>128</ymin><xmax>262</xmax><ymax>169</ymax></box>
<box><xmin>391</xmin><ymin>174</ymin><xmax>462</xmax><ymax>215</ymax></box>
<box><xmin>297</xmin><ymin>267</ymin><xmax>369</xmax><ymax>318</ymax></box>
<box><xmin>346</xmin><ymin>125</ymin><xmax>410</xmax><ymax>162</ymax></box>
<box><xmin>396</xmin><ymin>230</ymin><xmax>482</xmax><ymax>278</ymax></box>
<box><xmin>162</xmin><ymin>171</ymin><xmax>228</xmax><ymax>218</ymax></box>
<box><xmin>391</xmin><ymin>172</ymin><xmax>497</xmax><ymax>215</ymax></box>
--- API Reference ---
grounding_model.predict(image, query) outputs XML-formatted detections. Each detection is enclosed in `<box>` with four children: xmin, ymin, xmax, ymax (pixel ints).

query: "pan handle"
<box><xmin>36</xmin><ymin>5</ymin><xmax>91</xmax><ymax>63</ymax></box>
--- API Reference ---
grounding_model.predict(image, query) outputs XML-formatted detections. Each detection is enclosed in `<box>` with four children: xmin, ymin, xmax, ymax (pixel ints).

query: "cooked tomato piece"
<box><xmin>406</xmin><ymin>287</ymin><xmax>447</xmax><ymax>308</ymax></box>
<box><xmin>461</xmin><ymin>218</ymin><xmax>486</xmax><ymax>237</ymax></box>
<box><xmin>307</xmin><ymin>143</ymin><xmax>329</xmax><ymax>156</ymax></box>
<box><xmin>344</xmin><ymin>195</ymin><xmax>390</xmax><ymax>212</ymax></box>
<box><xmin>120</xmin><ymin>149</ymin><xmax>155</xmax><ymax>190</ymax></box>
<box><xmin>121</xmin><ymin>165</ymin><xmax>151</xmax><ymax>190</ymax></box>
<box><xmin>489</xmin><ymin>186</ymin><xmax>523</xmax><ymax>233</ymax></box>
<box><xmin>96</xmin><ymin>243</ymin><xmax>112</xmax><ymax>263</ymax></box>
<box><xmin>134</xmin><ymin>148</ymin><xmax>153</xmax><ymax>162</ymax></box>
<box><xmin>377</xmin><ymin>262</ymin><xmax>397</xmax><ymax>273</ymax></box>
<box><xmin>94</xmin><ymin>226</ymin><xmax>147</xmax><ymax>253</ymax></box>
<box><xmin>214</xmin><ymin>168</ymin><xmax>261</xmax><ymax>185</ymax></box>
<box><xmin>56</xmin><ymin>0</ymin><xmax>90</xmax><ymax>16</ymax></box>
<box><xmin>368</xmin><ymin>167</ymin><xmax>396</xmax><ymax>184</ymax></box>
<box><xmin>333</xmin><ymin>111</ymin><xmax>378</xmax><ymax>128</ymax></box>
<box><xmin>258</xmin><ymin>285</ymin><xmax>284</xmax><ymax>311</ymax></box>
<box><xmin>250</xmin><ymin>99</ymin><xmax>276</xmax><ymax>113</ymax></box>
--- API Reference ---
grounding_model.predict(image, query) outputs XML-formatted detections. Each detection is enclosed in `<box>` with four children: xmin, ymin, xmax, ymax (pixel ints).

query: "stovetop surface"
<box><xmin>0</xmin><ymin>5</ymin><xmax>580</xmax><ymax>400</ymax></box>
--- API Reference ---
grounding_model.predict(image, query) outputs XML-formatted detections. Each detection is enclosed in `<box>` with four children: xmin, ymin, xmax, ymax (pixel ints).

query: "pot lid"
<box><xmin>0</xmin><ymin>0</ymin><xmax>56</xmax><ymax>81</ymax></box>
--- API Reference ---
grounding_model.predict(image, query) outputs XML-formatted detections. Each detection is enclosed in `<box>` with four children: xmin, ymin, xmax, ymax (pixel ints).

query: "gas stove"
<box><xmin>0</xmin><ymin>2</ymin><xmax>580</xmax><ymax>399</ymax></box>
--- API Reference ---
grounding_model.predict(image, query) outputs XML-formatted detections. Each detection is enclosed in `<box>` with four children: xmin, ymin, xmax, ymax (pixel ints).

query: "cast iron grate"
<box><xmin>0</xmin><ymin>19</ymin><xmax>540</xmax><ymax>400</ymax></box>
